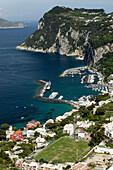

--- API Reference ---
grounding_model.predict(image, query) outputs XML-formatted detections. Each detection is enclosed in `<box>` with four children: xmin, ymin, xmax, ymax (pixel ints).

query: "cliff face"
<box><xmin>17</xmin><ymin>6</ymin><xmax>113</xmax><ymax>65</ymax></box>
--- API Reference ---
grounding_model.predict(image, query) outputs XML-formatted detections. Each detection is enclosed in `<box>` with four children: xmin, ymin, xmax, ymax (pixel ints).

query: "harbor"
<box><xmin>34</xmin><ymin>80</ymin><xmax>99</xmax><ymax>109</ymax></box>
<box><xmin>60</xmin><ymin>66</ymin><xmax>88</xmax><ymax>77</ymax></box>
<box><xmin>34</xmin><ymin>80</ymin><xmax>71</xmax><ymax>105</ymax></box>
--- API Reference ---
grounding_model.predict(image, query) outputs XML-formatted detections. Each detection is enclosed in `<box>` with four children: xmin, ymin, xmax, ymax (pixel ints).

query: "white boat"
<box><xmin>58</xmin><ymin>96</ymin><xmax>63</xmax><ymax>100</ymax></box>
<box><xmin>49</xmin><ymin>92</ymin><xmax>58</xmax><ymax>99</ymax></box>
<box><xmin>71</xmin><ymin>73</ymin><xmax>74</xmax><ymax>77</ymax></box>
<box><xmin>46</xmin><ymin>81</ymin><xmax>51</xmax><ymax>90</ymax></box>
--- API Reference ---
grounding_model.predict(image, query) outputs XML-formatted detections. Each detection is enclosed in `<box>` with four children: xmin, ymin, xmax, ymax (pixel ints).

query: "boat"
<box><xmin>46</xmin><ymin>81</ymin><xmax>51</xmax><ymax>90</ymax></box>
<box><xmin>72</xmin><ymin>73</ymin><xmax>74</xmax><ymax>77</ymax></box>
<box><xmin>58</xmin><ymin>96</ymin><xmax>63</xmax><ymax>100</ymax></box>
<box><xmin>49</xmin><ymin>92</ymin><xmax>58</xmax><ymax>99</ymax></box>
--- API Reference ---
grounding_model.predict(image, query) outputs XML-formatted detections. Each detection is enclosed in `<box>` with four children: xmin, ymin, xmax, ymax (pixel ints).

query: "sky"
<box><xmin>0</xmin><ymin>0</ymin><xmax>113</xmax><ymax>22</ymax></box>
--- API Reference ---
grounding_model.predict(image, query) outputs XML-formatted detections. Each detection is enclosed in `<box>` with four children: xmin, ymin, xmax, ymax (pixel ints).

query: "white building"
<box><xmin>78</xmin><ymin>132</ymin><xmax>85</xmax><ymax>139</ymax></box>
<box><xmin>6</xmin><ymin>126</ymin><xmax>14</xmax><ymax>139</ymax></box>
<box><xmin>35</xmin><ymin>127</ymin><xmax>46</xmax><ymax>134</ymax></box>
<box><xmin>45</xmin><ymin>119</ymin><xmax>54</xmax><ymax>124</ymax></box>
<box><xmin>56</xmin><ymin>115</ymin><xmax>67</xmax><ymax>122</ymax></box>
<box><xmin>108</xmin><ymin>80</ymin><xmax>113</xmax><ymax>85</ymax></box>
<box><xmin>95</xmin><ymin>146</ymin><xmax>113</xmax><ymax>154</ymax></box>
<box><xmin>63</xmin><ymin>124</ymin><xmax>74</xmax><ymax>136</ymax></box>
<box><xmin>35</xmin><ymin>128</ymin><xmax>56</xmax><ymax>138</ymax></box>
<box><xmin>36</xmin><ymin>136</ymin><xmax>46</xmax><ymax>143</ymax></box>
<box><xmin>77</xmin><ymin>120</ymin><xmax>95</xmax><ymax>129</ymax></box>
<box><xmin>104</xmin><ymin>122</ymin><xmax>113</xmax><ymax>138</ymax></box>
<box><xmin>27</xmin><ymin>130</ymin><xmax>35</xmax><ymax>138</ymax></box>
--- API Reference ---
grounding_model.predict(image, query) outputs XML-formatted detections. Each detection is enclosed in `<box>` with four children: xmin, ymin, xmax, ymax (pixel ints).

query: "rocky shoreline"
<box><xmin>16</xmin><ymin>45</ymin><xmax>77</xmax><ymax>56</ymax></box>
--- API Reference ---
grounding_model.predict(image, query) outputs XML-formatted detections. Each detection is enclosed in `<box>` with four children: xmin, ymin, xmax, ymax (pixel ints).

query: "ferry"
<box><xmin>49</xmin><ymin>92</ymin><xmax>58</xmax><ymax>99</ymax></box>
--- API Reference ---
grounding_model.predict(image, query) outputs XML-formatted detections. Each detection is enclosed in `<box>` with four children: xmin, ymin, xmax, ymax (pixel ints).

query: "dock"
<box><xmin>60</xmin><ymin>66</ymin><xmax>88</xmax><ymax>77</ymax></box>
<box><xmin>34</xmin><ymin>80</ymin><xmax>71</xmax><ymax>105</ymax></box>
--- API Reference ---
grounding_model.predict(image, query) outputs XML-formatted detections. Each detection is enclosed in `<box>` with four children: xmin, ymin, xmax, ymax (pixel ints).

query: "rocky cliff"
<box><xmin>17</xmin><ymin>6</ymin><xmax>113</xmax><ymax>65</ymax></box>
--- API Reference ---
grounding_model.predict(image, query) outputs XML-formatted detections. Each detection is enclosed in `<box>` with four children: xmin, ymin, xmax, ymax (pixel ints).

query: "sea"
<box><xmin>0</xmin><ymin>21</ymin><xmax>98</xmax><ymax>129</ymax></box>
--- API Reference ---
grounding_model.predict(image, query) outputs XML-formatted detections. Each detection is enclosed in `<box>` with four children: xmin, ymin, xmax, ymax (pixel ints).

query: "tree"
<box><xmin>96</xmin><ymin>107</ymin><xmax>105</xmax><ymax>115</ymax></box>
<box><xmin>45</xmin><ymin>123</ymin><xmax>57</xmax><ymax>129</ymax></box>
<box><xmin>20</xmin><ymin>127</ymin><xmax>24</xmax><ymax>131</ymax></box>
<box><xmin>34</xmin><ymin>131</ymin><xmax>40</xmax><ymax>138</ymax></box>
<box><xmin>0</xmin><ymin>129</ymin><xmax>6</xmax><ymax>141</ymax></box>
<box><xmin>13</xmin><ymin>127</ymin><xmax>17</xmax><ymax>131</ymax></box>
<box><xmin>1</xmin><ymin>123</ymin><xmax>10</xmax><ymax>130</ymax></box>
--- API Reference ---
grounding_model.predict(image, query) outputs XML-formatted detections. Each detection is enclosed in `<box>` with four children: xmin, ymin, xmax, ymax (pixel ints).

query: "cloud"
<box><xmin>0</xmin><ymin>8</ymin><xmax>3</xmax><ymax>11</ymax></box>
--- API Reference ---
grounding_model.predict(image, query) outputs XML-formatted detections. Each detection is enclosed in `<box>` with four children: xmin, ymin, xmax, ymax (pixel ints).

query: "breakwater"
<box><xmin>60</xmin><ymin>66</ymin><xmax>88</xmax><ymax>77</ymax></box>
<box><xmin>34</xmin><ymin>80</ymin><xmax>71</xmax><ymax>105</ymax></box>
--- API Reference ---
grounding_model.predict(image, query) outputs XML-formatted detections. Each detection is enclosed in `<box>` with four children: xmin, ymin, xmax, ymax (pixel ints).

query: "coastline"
<box><xmin>16</xmin><ymin>45</ymin><xmax>77</xmax><ymax>56</ymax></box>
<box><xmin>0</xmin><ymin>26</ymin><xmax>26</xmax><ymax>29</ymax></box>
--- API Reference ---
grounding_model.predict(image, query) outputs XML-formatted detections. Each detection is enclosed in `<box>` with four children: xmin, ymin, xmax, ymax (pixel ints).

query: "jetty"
<box><xmin>34</xmin><ymin>80</ymin><xmax>70</xmax><ymax>105</ymax></box>
<box><xmin>60</xmin><ymin>66</ymin><xmax>88</xmax><ymax>77</ymax></box>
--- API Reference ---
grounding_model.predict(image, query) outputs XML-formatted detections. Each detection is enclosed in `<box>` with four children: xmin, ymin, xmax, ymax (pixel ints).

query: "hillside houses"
<box><xmin>104</xmin><ymin>122</ymin><xmax>113</xmax><ymax>138</ymax></box>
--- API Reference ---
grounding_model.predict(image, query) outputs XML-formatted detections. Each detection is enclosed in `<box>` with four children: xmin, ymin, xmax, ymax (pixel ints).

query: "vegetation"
<box><xmin>20</xmin><ymin>6</ymin><xmax>113</xmax><ymax>52</ymax></box>
<box><xmin>35</xmin><ymin>137</ymin><xmax>90</xmax><ymax>163</ymax></box>
<box><xmin>97</xmin><ymin>52</ymin><xmax>113</xmax><ymax>82</ymax></box>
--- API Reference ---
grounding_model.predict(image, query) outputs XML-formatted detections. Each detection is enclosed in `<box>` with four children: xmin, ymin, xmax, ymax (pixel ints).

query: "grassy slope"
<box><xmin>35</xmin><ymin>137</ymin><xmax>90</xmax><ymax>163</ymax></box>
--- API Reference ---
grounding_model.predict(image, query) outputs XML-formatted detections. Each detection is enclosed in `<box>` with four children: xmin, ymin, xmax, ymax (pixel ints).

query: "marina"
<box><xmin>34</xmin><ymin>80</ymin><xmax>71</xmax><ymax>105</ymax></box>
<box><xmin>60</xmin><ymin>66</ymin><xmax>88</xmax><ymax>77</ymax></box>
<box><xmin>34</xmin><ymin>79</ymin><xmax>99</xmax><ymax>109</ymax></box>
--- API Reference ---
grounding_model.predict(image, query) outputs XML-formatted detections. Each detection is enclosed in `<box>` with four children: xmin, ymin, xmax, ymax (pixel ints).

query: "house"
<box><xmin>36</xmin><ymin>137</ymin><xmax>47</xmax><ymax>148</ymax></box>
<box><xmin>95</xmin><ymin>146</ymin><xmax>113</xmax><ymax>154</ymax></box>
<box><xmin>10</xmin><ymin>130</ymin><xmax>23</xmax><ymax>141</ymax></box>
<box><xmin>109</xmin><ymin>74</ymin><xmax>113</xmax><ymax>79</ymax></box>
<box><xmin>70</xmin><ymin>162</ymin><xmax>88</xmax><ymax>170</ymax></box>
<box><xmin>6</xmin><ymin>126</ymin><xmax>14</xmax><ymax>139</ymax></box>
<box><xmin>108</xmin><ymin>80</ymin><xmax>113</xmax><ymax>86</ymax></box>
<box><xmin>22</xmin><ymin>161</ymin><xmax>40</xmax><ymax>169</ymax></box>
<box><xmin>36</xmin><ymin>136</ymin><xmax>46</xmax><ymax>143</ymax></box>
<box><xmin>26</xmin><ymin>120</ymin><xmax>40</xmax><ymax>129</ymax></box>
<box><xmin>15</xmin><ymin>158</ymin><xmax>23</xmax><ymax>166</ymax></box>
<box><xmin>41</xmin><ymin>163</ymin><xmax>60</xmax><ymax>170</ymax></box>
<box><xmin>63</xmin><ymin>124</ymin><xmax>74</xmax><ymax>136</ymax></box>
<box><xmin>46</xmin><ymin>131</ymin><xmax>56</xmax><ymax>138</ymax></box>
<box><xmin>27</xmin><ymin>130</ymin><xmax>35</xmax><ymax>138</ymax></box>
<box><xmin>35</xmin><ymin>127</ymin><xmax>46</xmax><ymax>135</ymax></box>
<box><xmin>56</xmin><ymin>115</ymin><xmax>67</xmax><ymax>122</ymax></box>
<box><xmin>77</xmin><ymin>120</ymin><xmax>95</xmax><ymax>130</ymax></box>
<box><xmin>45</xmin><ymin>119</ymin><xmax>54</xmax><ymax>124</ymax></box>
<box><xmin>103</xmin><ymin>122</ymin><xmax>113</xmax><ymax>138</ymax></box>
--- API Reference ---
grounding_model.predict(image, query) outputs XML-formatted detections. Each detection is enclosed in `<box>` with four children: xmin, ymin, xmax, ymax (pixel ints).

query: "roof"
<box><xmin>14</xmin><ymin>130</ymin><xmax>22</xmax><ymax>134</ymax></box>
<box><xmin>29</xmin><ymin>162</ymin><xmax>38</xmax><ymax>166</ymax></box>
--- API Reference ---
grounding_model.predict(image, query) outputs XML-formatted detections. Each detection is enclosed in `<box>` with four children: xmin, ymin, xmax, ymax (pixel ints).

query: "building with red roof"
<box><xmin>26</xmin><ymin>120</ymin><xmax>40</xmax><ymax>129</ymax></box>
<box><xmin>10</xmin><ymin>130</ymin><xmax>23</xmax><ymax>141</ymax></box>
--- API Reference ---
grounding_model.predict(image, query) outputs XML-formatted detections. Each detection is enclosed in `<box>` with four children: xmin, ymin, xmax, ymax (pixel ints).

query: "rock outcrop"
<box><xmin>17</xmin><ymin>6</ymin><xmax>113</xmax><ymax>66</ymax></box>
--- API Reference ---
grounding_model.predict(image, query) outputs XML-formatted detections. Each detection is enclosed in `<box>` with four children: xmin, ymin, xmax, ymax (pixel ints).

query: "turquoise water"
<box><xmin>0</xmin><ymin>22</ymin><xmax>98</xmax><ymax>129</ymax></box>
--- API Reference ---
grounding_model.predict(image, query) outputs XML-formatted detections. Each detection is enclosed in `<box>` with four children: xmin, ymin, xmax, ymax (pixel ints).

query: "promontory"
<box><xmin>17</xmin><ymin>6</ymin><xmax>113</xmax><ymax>66</ymax></box>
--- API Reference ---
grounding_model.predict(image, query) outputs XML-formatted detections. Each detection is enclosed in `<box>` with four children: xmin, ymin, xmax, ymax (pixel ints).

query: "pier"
<box><xmin>34</xmin><ymin>80</ymin><xmax>71</xmax><ymax>105</ymax></box>
<box><xmin>60</xmin><ymin>66</ymin><xmax>88</xmax><ymax>77</ymax></box>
